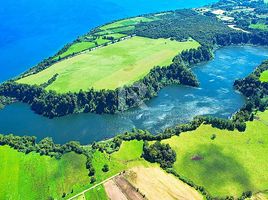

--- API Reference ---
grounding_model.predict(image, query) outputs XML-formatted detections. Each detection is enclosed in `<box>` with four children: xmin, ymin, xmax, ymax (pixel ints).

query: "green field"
<box><xmin>100</xmin><ymin>16</ymin><xmax>156</xmax><ymax>30</ymax></box>
<box><xmin>249</xmin><ymin>23</ymin><xmax>268</xmax><ymax>31</ymax></box>
<box><xmin>0</xmin><ymin>146</ymin><xmax>89</xmax><ymax>200</ymax></box>
<box><xmin>84</xmin><ymin>185</ymin><xmax>108</xmax><ymax>200</ymax></box>
<box><xmin>0</xmin><ymin>140</ymin><xmax>151</xmax><ymax>200</ymax></box>
<box><xmin>17</xmin><ymin>36</ymin><xmax>200</xmax><ymax>93</ymax></box>
<box><xmin>91</xmin><ymin>140</ymin><xmax>150</xmax><ymax>183</ymax></box>
<box><xmin>260</xmin><ymin>70</ymin><xmax>268</xmax><ymax>82</ymax></box>
<box><xmin>54</xmin><ymin>37</ymin><xmax>111</xmax><ymax>60</ymax></box>
<box><xmin>56</xmin><ymin>42</ymin><xmax>96</xmax><ymax>59</ymax></box>
<box><xmin>67</xmin><ymin>140</ymin><xmax>153</xmax><ymax>199</ymax></box>
<box><xmin>162</xmin><ymin>111</ymin><xmax>268</xmax><ymax>198</ymax></box>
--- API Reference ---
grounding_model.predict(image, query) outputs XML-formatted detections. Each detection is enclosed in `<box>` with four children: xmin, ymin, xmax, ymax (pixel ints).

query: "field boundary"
<box><xmin>67</xmin><ymin>173</ymin><xmax>121</xmax><ymax>200</ymax></box>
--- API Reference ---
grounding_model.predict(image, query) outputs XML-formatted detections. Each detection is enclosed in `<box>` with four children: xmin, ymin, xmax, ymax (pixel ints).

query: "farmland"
<box><xmin>163</xmin><ymin>111</ymin><xmax>268</xmax><ymax>198</ymax></box>
<box><xmin>100</xmin><ymin>16</ymin><xmax>157</xmax><ymax>30</ymax></box>
<box><xmin>71</xmin><ymin>110</ymin><xmax>268</xmax><ymax>199</ymax></box>
<box><xmin>2</xmin><ymin>110</ymin><xmax>268</xmax><ymax>199</ymax></box>
<box><xmin>52</xmin><ymin>16</ymin><xmax>158</xmax><ymax>60</ymax></box>
<box><xmin>17</xmin><ymin>36</ymin><xmax>199</xmax><ymax>93</ymax></box>
<box><xmin>0</xmin><ymin>146</ymin><xmax>89</xmax><ymax>200</ymax></box>
<box><xmin>126</xmin><ymin>166</ymin><xmax>203</xmax><ymax>200</ymax></box>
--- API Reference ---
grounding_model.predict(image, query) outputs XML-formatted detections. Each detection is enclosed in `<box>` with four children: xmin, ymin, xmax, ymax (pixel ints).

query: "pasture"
<box><xmin>0</xmin><ymin>146</ymin><xmax>89</xmax><ymax>200</ymax></box>
<box><xmin>85</xmin><ymin>185</ymin><xmax>108</xmax><ymax>200</ymax></box>
<box><xmin>54</xmin><ymin>37</ymin><xmax>110</xmax><ymax>60</ymax></box>
<box><xmin>100</xmin><ymin>16</ymin><xmax>156</xmax><ymax>30</ymax></box>
<box><xmin>162</xmin><ymin>110</ymin><xmax>268</xmax><ymax>198</ymax></box>
<box><xmin>17</xmin><ymin>36</ymin><xmax>199</xmax><ymax>93</ymax></box>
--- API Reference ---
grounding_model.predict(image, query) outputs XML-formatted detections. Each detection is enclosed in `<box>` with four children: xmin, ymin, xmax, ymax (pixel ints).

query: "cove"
<box><xmin>1</xmin><ymin>46</ymin><xmax>268</xmax><ymax>144</ymax></box>
<box><xmin>0</xmin><ymin>0</ymin><xmax>217</xmax><ymax>82</ymax></box>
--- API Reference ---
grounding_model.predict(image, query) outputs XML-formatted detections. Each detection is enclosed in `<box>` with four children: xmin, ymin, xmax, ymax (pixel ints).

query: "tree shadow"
<box><xmin>181</xmin><ymin>144</ymin><xmax>252</xmax><ymax>197</ymax></box>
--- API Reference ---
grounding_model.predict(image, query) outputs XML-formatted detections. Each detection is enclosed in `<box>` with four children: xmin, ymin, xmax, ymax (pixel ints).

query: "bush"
<box><xmin>102</xmin><ymin>164</ymin><xmax>109</xmax><ymax>172</ymax></box>
<box><xmin>90</xmin><ymin>176</ymin><xmax>96</xmax><ymax>184</ymax></box>
<box><xmin>210</xmin><ymin>134</ymin><xmax>216</xmax><ymax>140</ymax></box>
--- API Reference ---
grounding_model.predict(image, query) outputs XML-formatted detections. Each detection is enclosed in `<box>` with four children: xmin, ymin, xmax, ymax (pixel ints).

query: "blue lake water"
<box><xmin>0</xmin><ymin>0</ymin><xmax>217</xmax><ymax>82</ymax></box>
<box><xmin>1</xmin><ymin>46</ymin><xmax>268</xmax><ymax>144</ymax></box>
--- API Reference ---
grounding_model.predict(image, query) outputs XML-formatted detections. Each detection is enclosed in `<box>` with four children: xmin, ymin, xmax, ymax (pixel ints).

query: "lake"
<box><xmin>0</xmin><ymin>0</ymin><xmax>217</xmax><ymax>82</ymax></box>
<box><xmin>1</xmin><ymin>46</ymin><xmax>268</xmax><ymax>144</ymax></box>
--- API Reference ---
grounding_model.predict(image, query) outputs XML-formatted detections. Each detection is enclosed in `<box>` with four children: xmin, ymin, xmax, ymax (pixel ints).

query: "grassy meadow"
<box><xmin>17</xmin><ymin>36</ymin><xmax>199</xmax><ymax>93</ymax></box>
<box><xmin>249</xmin><ymin>23</ymin><xmax>268</xmax><ymax>31</ymax></box>
<box><xmin>84</xmin><ymin>185</ymin><xmax>108</xmax><ymax>200</ymax></box>
<box><xmin>0</xmin><ymin>146</ymin><xmax>89</xmax><ymax>200</ymax></box>
<box><xmin>100</xmin><ymin>16</ymin><xmax>156</xmax><ymax>30</ymax></box>
<box><xmin>162</xmin><ymin>111</ymin><xmax>268</xmax><ymax>198</ymax></box>
<box><xmin>260</xmin><ymin>70</ymin><xmax>268</xmax><ymax>82</ymax></box>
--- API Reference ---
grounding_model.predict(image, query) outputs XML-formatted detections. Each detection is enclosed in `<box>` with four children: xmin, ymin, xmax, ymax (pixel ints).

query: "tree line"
<box><xmin>0</xmin><ymin>46</ymin><xmax>211</xmax><ymax>118</ymax></box>
<box><xmin>0</xmin><ymin>134</ymin><xmax>97</xmax><ymax>185</ymax></box>
<box><xmin>234</xmin><ymin>60</ymin><xmax>268</xmax><ymax>122</ymax></box>
<box><xmin>0</xmin><ymin>96</ymin><xmax>13</xmax><ymax>109</ymax></box>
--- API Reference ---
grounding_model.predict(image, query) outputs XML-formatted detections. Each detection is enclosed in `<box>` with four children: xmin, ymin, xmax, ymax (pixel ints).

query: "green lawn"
<box><xmin>260</xmin><ymin>70</ymin><xmax>268</xmax><ymax>82</ymax></box>
<box><xmin>100</xmin><ymin>17</ymin><xmax>156</xmax><ymax>30</ymax></box>
<box><xmin>0</xmin><ymin>146</ymin><xmax>89</xmax><ymax>200</ymax></box>
<box><xmin>17</xmin><ymin>36</ymin><xmax>200</xmax><ymax>93</ymax></box>
<box><xmin>249</xmin><ymin>23</ymin><xmax>268</xmax><ymax>31</ymax></box>
<box><xmin>162</xmin><ymin>111</ymin><xmax>268</xmax><ymax>198</ymax></box>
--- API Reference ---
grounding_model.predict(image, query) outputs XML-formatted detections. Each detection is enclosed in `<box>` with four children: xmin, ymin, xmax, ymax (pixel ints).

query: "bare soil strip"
<box><xmin>104</xmin><ymin>179</ymin><xmax>128</xmax><ymax>200</ymax></box>
<box><xmin>114</xmin><ymin>175</ymin><xmax>145</xmax><ymax>200</ymax></box>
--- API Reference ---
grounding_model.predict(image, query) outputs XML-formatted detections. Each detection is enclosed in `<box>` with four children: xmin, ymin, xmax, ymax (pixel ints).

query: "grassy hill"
<box><xmin>17</xmin><ymin>37</ymin><xmax>199</xmax><ymax>93</ymax></box>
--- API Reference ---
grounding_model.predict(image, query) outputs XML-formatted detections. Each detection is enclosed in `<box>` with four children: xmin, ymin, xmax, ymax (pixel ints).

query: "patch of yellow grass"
<box><xmin>126</xmin><ymin>166</ymin><xmax>203</xmax><ymax>200</ymax></box>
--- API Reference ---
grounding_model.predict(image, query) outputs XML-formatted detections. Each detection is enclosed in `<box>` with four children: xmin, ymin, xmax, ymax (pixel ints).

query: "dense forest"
<box><xmin>131</xmin><ymin>9</ymin><xmax>234</xmax><ymax>45</ymax></box>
